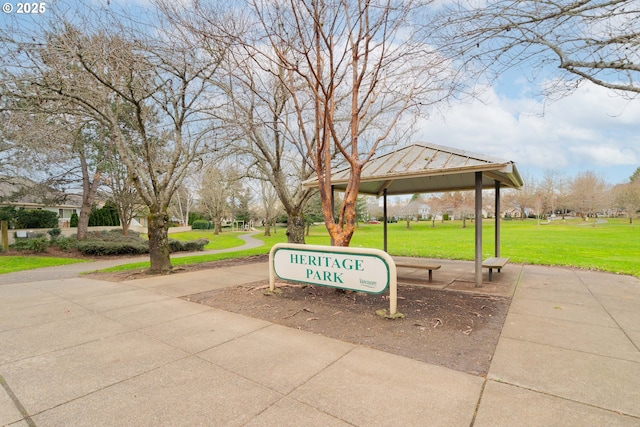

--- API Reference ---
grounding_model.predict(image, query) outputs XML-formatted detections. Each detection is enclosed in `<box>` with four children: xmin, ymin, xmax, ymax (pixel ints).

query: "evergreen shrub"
<box><xmin>191</xmin><ymin>220</ymin><xmax>211</xmax><ymax>230</ymax></box>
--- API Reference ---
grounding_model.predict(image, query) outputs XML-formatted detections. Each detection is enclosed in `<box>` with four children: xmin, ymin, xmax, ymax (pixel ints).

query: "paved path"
<box><xmin>1</xmin><ymin>258</ymin><xmax>639</xmax><ymax>426</ymax></box>
<box><xmin>0</xmin><ymin>232</ymin><xmax>264</xmax><ymax>285</ymax></box>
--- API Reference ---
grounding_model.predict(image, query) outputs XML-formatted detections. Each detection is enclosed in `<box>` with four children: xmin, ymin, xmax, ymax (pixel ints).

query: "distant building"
<box><xmin>0</xmin><ymin>176</ymin><xmax>82</xmax><ymax>228</ymax></box>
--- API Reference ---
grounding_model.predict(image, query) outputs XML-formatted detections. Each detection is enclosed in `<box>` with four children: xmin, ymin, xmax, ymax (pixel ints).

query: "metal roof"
<box><xmin>302</xmin><ymin>142</ymin><xmax>523</xmax><ymax>196</ymax></box>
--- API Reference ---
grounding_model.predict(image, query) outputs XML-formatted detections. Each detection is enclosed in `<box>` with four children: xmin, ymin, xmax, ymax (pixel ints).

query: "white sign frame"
<box><xmin>269</xmin><ymin>243</ymin><xmax>399</xmax><ymax>315</ymax></box>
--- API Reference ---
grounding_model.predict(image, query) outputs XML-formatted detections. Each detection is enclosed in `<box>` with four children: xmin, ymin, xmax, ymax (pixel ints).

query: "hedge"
<box><xmin>191</xmin><ymin>220</ymin><xmax>212</xmax><ymax>230</ymax></box>
<box><xmin>168</xmin><ymin>238</ymin><xmax>209</xmax><ymax>252</ymax></box>
<box><xmin>15</xmin><ymin>209</ymin><xmax>59</xmax><ymax>229</ymax></box>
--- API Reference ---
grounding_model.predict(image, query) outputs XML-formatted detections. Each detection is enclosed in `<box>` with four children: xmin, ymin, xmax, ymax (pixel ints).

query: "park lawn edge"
<box><xmin>0</xmin><ymin>256</ymin><xmax>90</xmax><ymax>275</ymax></box>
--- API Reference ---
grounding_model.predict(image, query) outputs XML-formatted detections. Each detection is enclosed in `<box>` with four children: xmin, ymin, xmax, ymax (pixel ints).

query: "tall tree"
<box><xmin>505</xmin><ymin>173</ymin><xmax>538</xmax><ymax>220</ymax></box>
<box><xmin>178</xmin><ymin>0</ymin><xmax>453</xmax><ymax>246</ymax></box>
<box><xmin>258</xmin><ymin>180</ymin><xmax>282</xmax><ymax>237</ymax></box>
<box><xmin>223</xmin><ymin>0</ymin><xmax>455</xmax><ymax>246</ymax></box>
<box><xmin>170</xmin><ymin>181</ymin><xmax>196</xmax><ymax>227</ymax></box>
<box><xmin>569</xmin><ymin>171</ymin><xmax>609</xmax><ymax>219</ymax></box>
<box><xmin>198</xmin><ymin>163</ymin><xmax>240</xmax><ymax>235</ymax></box>
<box><xmin>1</xmin><ymin>6</ymin><xmax>227</xmax><ymax>272</ymax></box>
<box><xmin>613</xmin><ymin>171</ymin><xmax>640</xmax><ymax>223</ymax></box>
<box><xmin>538</xmin><ymin>170</ymin><xmax>567</xmax><ymax>218</ymax></box>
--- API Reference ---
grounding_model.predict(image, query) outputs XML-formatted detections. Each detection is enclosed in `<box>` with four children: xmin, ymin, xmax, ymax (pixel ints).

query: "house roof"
<box><xmin>0</xmin><ymin>176</ymin><xmax>82</xmax><ymax>208</ymax></box>
<box><xmin>302</xmin><ymin>142</ymin><xmax>523</xmax><ymax>196</ymax></box>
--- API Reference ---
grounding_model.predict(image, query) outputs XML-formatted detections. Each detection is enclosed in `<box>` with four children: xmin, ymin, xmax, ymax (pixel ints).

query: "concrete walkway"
<box><xmin>1</xmin><ymin>260</ymin><xmax>639</xmax><ymax>426</ymax></box>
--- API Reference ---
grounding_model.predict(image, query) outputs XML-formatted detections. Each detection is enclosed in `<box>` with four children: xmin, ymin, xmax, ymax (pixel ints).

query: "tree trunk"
<box><xmin>405</xmin><ymin>218</ymin><xmax>410</xmax><ymax>229</ymax></box>
<box><xmin>147</xmin><ymin>211</ymin><xmax>172</xmax><ymax>274</ymax></box>
<box><xmin>462</xmin><ymin>216</ymin><xmax>467</xmax><ymax>228</ymax></box>
<box><xmin>77</xmin><ymin>201</ymin><xmax>92</xmax><ymax>240</ymax></box>
<box><xmin>116</xmin><ymin>206</ymin><xmax>131</xmax><ymax>236</ymax></box>
<box><xmin>286</xmin><ymin>210</ymin><xmax>305</xmax><ymax>244</ymax></box>
<box><xmin>213</xmin><ymin>219</ymin><xmax>221</xmax><ymax>235</ymax></box>
<box><xmin>264</xmin><ymin>220</ymin><xmax>271</xmax><ymax>236</ymax></box>
<box><xmin>77</xmin><ymin>150</ymin><xmax>101</xmax><ymax>240</ymax></box>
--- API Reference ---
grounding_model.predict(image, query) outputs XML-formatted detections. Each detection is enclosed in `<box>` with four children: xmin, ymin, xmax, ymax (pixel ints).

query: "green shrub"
<box><xmin>88</xmin><ymin>203</ymin><xmax>120</xmax><ymax>227</ymax></box>
<box><xmin>76</xmin><ymin>240</ymin><xmax>148</xmax><ymax>256</ymax></box>
<box><xmin>168</xmin><ymin>238</ymin><xmax>209</xmax><ymax>253</ymax></box>
<box><xmin>48</xmin><ymin>227</ymin><xmax>62</xmax><ymax>240</ymax></box>
<box><xmin>0</xmin><ymin>206</ymin><xmax>17</xmax><ymax>228</ymax></box>
<box><xmin>188</xmin><ymin>212</ymin><xmax>206</xmax><ymax>225</ymax></box>
<box><xmin>191</xmin><ymin>220</ymin><xmax>211</xmax><ymax>230</ymax></box>
<box><xmin>52</xmin><ymin>236</ymin><xmax>77</xmax><ymax>251</ymax></box>
<box><xmin>15</xmin><ymin>209</ymin><xmax>59</xmax><ymax>229</ymax></box>
<box><xmin>11</xmin><ymin>237</ymin><xmax>49</xmax><ymax>253</ymax></box>
<box><xmin>70</xmin><ymin>212</ymin><xmax>79</xmax><ymax>227</ymax></box>
<box><xmin>75</xmin><ymin>230</ymin><xmax>148</xmax><ymax>255</ymax></box>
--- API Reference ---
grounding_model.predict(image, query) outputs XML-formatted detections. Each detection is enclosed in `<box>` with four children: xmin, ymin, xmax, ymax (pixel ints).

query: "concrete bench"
<box><xmin>393</xmin><ymin>259</ymin><xmax>441</xmax><ymax>283</ymax></box>
<box><xmin>482</xmin><ymin>257</ymin><xmax>510</xmax><ymax>281</ymax></box>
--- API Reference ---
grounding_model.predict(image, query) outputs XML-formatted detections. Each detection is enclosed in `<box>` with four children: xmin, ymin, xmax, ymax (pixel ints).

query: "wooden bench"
<box><xmin>393</xmin><ymin>258</ymin><xmax>441</xmax><ymax>283</ymax></box>
<box><xmin>482</xmin><ymin>257</ymin><xmax>510</xmax><ymax>281</ymax></box>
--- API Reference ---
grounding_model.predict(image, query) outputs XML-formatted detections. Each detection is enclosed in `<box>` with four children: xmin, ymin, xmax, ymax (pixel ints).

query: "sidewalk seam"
<box><xmin>574</xmin><ymin>270</ymin><xmax>640</xmax><ymax>354</ymax></box>
<box><xmin>469</xmin><ymin>378</ymin><xmax>488</xmax><ymax>427</ymax></box>
<box><xmin>0</xmin><ymin>373</ymin><xmax>37</xmax><ymax>427</ymax></box>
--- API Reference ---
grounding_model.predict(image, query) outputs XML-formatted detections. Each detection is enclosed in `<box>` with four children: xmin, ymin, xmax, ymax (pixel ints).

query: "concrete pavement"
<box><xmin>1</xmin><ymin>259</ymin><xmax>639</xmax><ymax>426</ymax></box>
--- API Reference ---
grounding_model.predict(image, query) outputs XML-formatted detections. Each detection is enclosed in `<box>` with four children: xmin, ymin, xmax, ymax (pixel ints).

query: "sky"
<box><xmin>415</xmin><ymin>78</ymin><xmax>640</xmax><ymax>186</ymax></box>
<box><xmin>2</xmin><ymin>1</ymin><xmax>638</xmax><ymax>186</ymax></box>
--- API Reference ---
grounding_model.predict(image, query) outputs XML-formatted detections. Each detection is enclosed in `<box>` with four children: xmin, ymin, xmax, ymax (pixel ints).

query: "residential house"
<box><xmin>0</xmin><ymin>176</ymin><xmax>82</xmax><ymax>228</ymax></box>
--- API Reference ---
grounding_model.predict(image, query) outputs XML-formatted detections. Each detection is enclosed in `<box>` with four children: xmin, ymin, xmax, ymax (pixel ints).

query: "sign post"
<box><xmin>269</xmin><ymin>243</ymin><xmax>399</xmax><ymax>315</ymax></box>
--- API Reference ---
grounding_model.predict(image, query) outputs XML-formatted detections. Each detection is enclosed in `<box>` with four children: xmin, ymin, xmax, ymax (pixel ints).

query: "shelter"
<box><xmin>302</xmin><ymin>143</ymin><xmax>523</xmax><ymax>287</ymax></box>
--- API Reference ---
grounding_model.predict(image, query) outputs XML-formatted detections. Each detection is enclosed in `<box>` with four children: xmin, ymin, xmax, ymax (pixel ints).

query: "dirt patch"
<box><xmin>185</xmin><ymin>276</ymin><xmax>511</xmax><ymax>377</ymax></box>
<box><xmin>88</xmin><ymin>255</ymin><xmax>511</xmax><ymax>377</ymax></box>
<box><xmin>85</xmin><ymin>255</ymin><xmax>272</xmax><ymax>282</ymax></box>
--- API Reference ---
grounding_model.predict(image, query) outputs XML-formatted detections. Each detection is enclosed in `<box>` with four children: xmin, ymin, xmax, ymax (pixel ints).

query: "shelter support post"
<box><xmin>383</xmin><ymin>189</ymin><xmax>388</xmax><ymax>252</ymax></box>
<box><xmin>495</xmin><ymin>181</ymin><xmax>501</xmax><ymax>257</ymax></box>
<box><xmin>475</xmin><ymin>172</ymin><xmax>483</xmax><ymax>288</ymax></box>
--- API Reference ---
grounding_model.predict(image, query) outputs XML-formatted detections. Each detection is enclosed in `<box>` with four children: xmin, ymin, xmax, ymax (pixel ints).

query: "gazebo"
<box><xmin>302</xmin><ymin>143</ymin><xmax>523</xmax><ymax>287</ymax></box>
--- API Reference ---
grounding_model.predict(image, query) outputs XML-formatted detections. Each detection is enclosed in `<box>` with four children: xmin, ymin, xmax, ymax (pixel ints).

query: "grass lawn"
<box><xmin>168</xmin><ymin>230</ymin><xmax>248</xmax><ymax>250</ymax></box>
<box><xmin>164</xmin><ymin>218</ymin><xmax>639</xmax><ymax>277</ymax></box>
<box><xmin>0</xmin><ymin>256</ymin><xmax>89</xmax><ymax>275</ymax></box>
<box><xmin>303</xmin><ymin>218</ymin><xmax>639</xmax><ymax>277</ymax></box>
<box><xmin>5</xmin><ymin>218</ymin><xmax>638</xmax><ymax>278</ymax></box>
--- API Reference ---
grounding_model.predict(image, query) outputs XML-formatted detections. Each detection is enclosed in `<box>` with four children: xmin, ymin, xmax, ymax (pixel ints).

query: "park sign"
<box><xmin>269</xmin><ymin>243</ymin><xmax>399</xmax><ymax>314</ymax></box>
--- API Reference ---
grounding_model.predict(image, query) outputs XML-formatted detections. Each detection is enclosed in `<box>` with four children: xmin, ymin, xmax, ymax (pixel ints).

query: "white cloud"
<box><xmin>414</xmin><ymin>81</ymin><xmax>640</xmax><ymax>184</ymax></box>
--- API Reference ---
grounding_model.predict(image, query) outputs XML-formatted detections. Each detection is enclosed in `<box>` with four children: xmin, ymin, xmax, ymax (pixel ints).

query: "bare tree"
<box><xmin>170</xmin><ymin>181</ymin><xmax>196</xmax><ymax>227</ymax></box>
<box><xmin>258</xmin><ymin>180</ymin><xmax>282</xmax><ymax>237</ymax></box>
<box><xmin>426</xmin><ymin>195</ymin><xmax>445</xmax><ymax>227</ymax></box>
<box><xmin>182</xmin><ymin>0</ymin><xmax>452</xmax><ymax>246</ymax></box>
<box><xmin>436</xmin><ymin>0</ymin><xmax>640</xmax><ymax>98</ymax></box>
<box><xmin>235</xmin><ymin>0</ymin><xmax>456</xmax><ymax>246</ymax></box>
<box><xmin>612</xmin><ymin>178</ymin><xmax>640</xmax><ymax>224</ymax></box>
<box><xmin>538</xmin><ymin>170</ymin><xmax>567</xmax><ymax>218</ymax></box>
<box><xmin>569</xmin><ymin>171</ymin><xmax>609</xmax><ymax>219</ymax></box>
<box><xmin>1</xmin><ymin>6</ymin><xmax>226</xmax><ymax>272</ymax></box>
<box><xmin>100</xmin><ymin>147</ymin><xmax>142</xmax><ymax>236</ymax></box>
<box><xmin>0</xmin><ymin>98</ymin><xmax>109</xmax><ymax>240</ymax></box>
<box><xmin>505</xmin><ymin>173</ymin><xmax>538</xmax><ymax>220</ymax></box>
<box><xmin>199</xmin><ymin>163</ymin><xmax>240</xmax><ymax>235</ymax></box>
